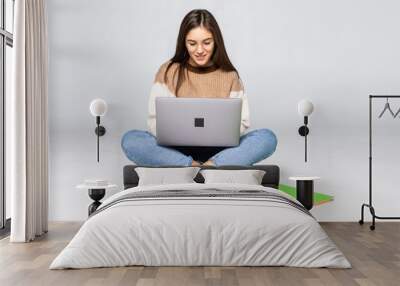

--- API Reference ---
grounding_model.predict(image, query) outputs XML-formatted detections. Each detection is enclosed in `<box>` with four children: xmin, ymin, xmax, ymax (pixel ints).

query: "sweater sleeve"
<box><xmin>229</xmin><ymin>74</ymin><xmax>250</xmax><ymax>135</ymax></box>
<box><xmin>147</xmin><ymin>83</ymin><xmax>163</xmax><ymax>137</ymax></box>
<box><xmin>147</xmin><ymin>63</ymin><xmax>174</xmax><ymax>137</ymax></box>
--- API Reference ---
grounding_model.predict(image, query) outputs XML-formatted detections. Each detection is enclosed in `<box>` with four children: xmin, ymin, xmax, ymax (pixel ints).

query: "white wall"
<box><xmin>47</xmin><ymin>0</ymin><xmax>400</xmax><ymax>221</ymax></box>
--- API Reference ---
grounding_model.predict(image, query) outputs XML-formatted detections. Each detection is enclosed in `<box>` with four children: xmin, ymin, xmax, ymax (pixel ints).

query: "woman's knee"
<box><xmin>252</xmin><ymin>128</ymin><xmax>278</xmax><ymax>155</ymax></box>
<box><xmin>121</xmin><ymin>129</ymin><xmax>154</xmax><ymax>154</ymax></box>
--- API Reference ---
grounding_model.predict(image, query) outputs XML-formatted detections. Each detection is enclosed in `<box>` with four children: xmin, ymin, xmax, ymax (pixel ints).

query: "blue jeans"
<box><xmin>121</xmin><ymin>129</ymin><xmax>277</xmax><ymax>166</ymax></box>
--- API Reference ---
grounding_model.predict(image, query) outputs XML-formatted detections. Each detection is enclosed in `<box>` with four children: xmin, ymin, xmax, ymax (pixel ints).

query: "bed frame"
<box><xmin>123</xmin><ymin>165</ymin><xmax>280</xmax><ymax>189</ymax></box>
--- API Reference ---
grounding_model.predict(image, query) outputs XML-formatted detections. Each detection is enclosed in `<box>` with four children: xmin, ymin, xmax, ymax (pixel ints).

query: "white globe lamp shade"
<box><xmin>298</xmin><ymin>100</ymin><xmax>314</xmax><ymax>116</ymax></box>
<box><xmin>90</xmin><ymin>99</ymin><xmax>108</xmax><ymax>117</ymax></box>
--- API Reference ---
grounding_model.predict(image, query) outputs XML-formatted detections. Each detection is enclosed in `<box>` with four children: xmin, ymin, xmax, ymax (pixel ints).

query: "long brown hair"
<box><xmin>165</xmin><ymin>9</ymin><xmax>239</xmax><ymax>94</ymax></box>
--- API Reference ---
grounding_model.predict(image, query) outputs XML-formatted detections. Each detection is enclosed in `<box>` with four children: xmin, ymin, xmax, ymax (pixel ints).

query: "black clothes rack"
<box><xmin>359</xmin><ymin>95</ymin><xmax>400</xmax><ymax>230</ymax></box>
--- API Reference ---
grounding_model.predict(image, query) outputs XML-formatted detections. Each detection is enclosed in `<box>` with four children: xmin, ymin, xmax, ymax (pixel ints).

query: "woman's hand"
<box><xmin>202</xmin><ymin>160</ymin><xmax>215</xmax><ymax>166</ymax></box>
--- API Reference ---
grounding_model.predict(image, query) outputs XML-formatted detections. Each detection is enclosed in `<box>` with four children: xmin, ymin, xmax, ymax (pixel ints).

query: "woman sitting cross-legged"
<box><xmin>121</xmin><ymin>9</ymin><xmax>277</xmax><ymax>167</ymax></box>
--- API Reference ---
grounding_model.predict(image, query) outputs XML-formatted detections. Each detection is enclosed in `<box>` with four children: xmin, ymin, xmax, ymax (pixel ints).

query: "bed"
<box><xmin>50</xmin><ymin>165</ymin><xmax>350</xmax><ymax>269</ymax></box>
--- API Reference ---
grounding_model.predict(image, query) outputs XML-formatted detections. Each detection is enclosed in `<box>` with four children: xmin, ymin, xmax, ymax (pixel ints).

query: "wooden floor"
<box><xmin>0</xmin><ymin>222</ymin><xmax>399</xmax><ymax>286</ymax></box>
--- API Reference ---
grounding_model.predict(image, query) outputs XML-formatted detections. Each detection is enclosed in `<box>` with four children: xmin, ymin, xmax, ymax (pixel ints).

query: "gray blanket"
<box><xmin>50</xmin><ymin>183</ymin><xmax>351</xmax><ymax>269</ymax></box>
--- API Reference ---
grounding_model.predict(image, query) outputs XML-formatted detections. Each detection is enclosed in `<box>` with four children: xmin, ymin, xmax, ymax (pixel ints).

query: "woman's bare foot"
<box><xmin>191</xmin><ymin>160</ymin><xmax>201</xmax><ymax>167</ymax></box>
<box><xmin>202</xmin><ymin>160</ymin><xmax>215</xmax><ymax>166</ymax></box>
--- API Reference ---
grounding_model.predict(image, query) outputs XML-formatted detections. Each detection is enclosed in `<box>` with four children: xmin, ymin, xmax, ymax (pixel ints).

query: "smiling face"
<box><xmin>185</xmin><ymin>26</ymin><xmax>215</xmax><ymax>67</ymax></box>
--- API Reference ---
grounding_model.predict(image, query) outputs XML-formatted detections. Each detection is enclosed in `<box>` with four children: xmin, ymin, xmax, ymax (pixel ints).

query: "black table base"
<box><xmin>296</xmin><ymin>180</ymin><xmax>314</xmax><ymax>210</ymax></box>
<box><xmin>88</xmin><ymin>189</ymin><xmax>105</xmax><ymax>216</ymax></box>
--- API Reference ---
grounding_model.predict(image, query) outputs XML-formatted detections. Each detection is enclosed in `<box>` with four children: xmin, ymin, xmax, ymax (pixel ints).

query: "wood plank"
<box><xmin>0</xmin><ymin>222</ymin><xmax>399</xmax><ymax>286</ymax></box>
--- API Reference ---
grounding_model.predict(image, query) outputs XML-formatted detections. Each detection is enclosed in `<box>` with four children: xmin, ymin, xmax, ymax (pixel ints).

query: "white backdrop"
<box><xmin>47</xmin><ymin>0</ymin><xmax>400</xmax><ymax>221</ymax></box>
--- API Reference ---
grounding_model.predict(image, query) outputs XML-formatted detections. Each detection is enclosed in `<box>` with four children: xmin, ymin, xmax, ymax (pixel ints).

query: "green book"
<box><xmin>278</xmin><ymin>184</ymin><xmax>333</xmax><ymax>206</ymax></box>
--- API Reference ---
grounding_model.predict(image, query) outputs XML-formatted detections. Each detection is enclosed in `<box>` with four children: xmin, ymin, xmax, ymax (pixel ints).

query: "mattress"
<box><xmin>50</xmin><ymin>183</ymin><xmax>350</xmax><ymax>269</ymax></box>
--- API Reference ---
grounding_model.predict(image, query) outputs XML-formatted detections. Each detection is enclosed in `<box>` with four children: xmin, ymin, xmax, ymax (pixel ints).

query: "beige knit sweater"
<box><xmin>147</xmin><ymin>61</ymin><xmax>250</xmax><ymax>136</ymax></box>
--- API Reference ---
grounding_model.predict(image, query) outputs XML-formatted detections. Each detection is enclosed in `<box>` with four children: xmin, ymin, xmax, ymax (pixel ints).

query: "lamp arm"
<box><xmin>97</xmin><ymin>116</ymin><xmax>100</xmax><ymax>162</ymax></box>
<box><xmin>305</xmin><ymin>131</ymin><xmax>307</xmax><ymax>162</ymax></box>
<box><xmin>304</xmin><ymin>116</ymin><xmax>308</xmax><ymax>162</ymax></box>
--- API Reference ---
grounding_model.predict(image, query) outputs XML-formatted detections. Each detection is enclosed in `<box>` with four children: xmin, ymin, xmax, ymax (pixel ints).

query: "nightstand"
<box><xmin>76</xmin><ymin>183</ymin><xmax>117</xmax><ymax>216</ymax></box>
<box><xmin>289</xmin><ymin>177</ymin><xmax>320</xmax><ymax>210</ymax></box>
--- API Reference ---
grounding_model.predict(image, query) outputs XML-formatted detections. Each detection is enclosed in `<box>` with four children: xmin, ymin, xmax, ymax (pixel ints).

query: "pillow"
<box><xmin>135</xmin><ymin>167</ymin><xmax>200</xmax><ymax>186</ymax></box>
<box><xmin>200</xmin><ymin>169</ymin><xmax>266</xmax><ymax>185</ymax></box>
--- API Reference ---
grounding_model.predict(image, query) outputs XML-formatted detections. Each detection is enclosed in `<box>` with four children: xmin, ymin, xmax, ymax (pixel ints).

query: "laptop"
<box><xmin>156</xmin><ymin>97</ymin><xmax>242</xmax><ymax>147</ymax></box>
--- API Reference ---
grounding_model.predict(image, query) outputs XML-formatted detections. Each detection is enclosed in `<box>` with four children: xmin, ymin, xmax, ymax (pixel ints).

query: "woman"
<box><xmin>122</xmin><ymin>9</ymin><xmax>277</xmax><ymax>166</ymax></box>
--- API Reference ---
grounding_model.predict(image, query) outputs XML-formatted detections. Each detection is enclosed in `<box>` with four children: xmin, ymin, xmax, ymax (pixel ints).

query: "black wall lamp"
<box><xmin>297</xmin><ymin>99</ymin><xmax>314</xmax><ymax>162</ymax></box>
<box><xmin>89</xmin><ymin>99</ymin><xmax>108</xmax><ymax>162</ymax></box>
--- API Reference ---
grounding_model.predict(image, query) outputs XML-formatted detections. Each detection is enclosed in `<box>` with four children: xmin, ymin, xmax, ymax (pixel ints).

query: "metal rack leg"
<box><xmin>359</xmin><ymin>204</ymin><xmax>366</xmax><ymax>225</ymax></box>
<box><xmin>359</xmin><ymin>202</ymin><xmax>400</xmax><ymax>230</ymax></box>
<box><xmin>359</xmin><ymin>203</ymin><xmax>376</xmax><ymax>230</ymax></box>
<box><xmin>370</xmin><ymin>206</ymin><xmax>376</xmax><ymax>231</ymax></box>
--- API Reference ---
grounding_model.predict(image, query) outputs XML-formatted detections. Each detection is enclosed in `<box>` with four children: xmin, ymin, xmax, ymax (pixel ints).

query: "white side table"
<box><xmin>76</xmin><ymin>183</ymin><xmax>117</xmax><ymax>216</ymax></box>
<box><xmin>289</xmin><ymin>177</ymin><xmax>320</xmax><ymax>210</ymax></box>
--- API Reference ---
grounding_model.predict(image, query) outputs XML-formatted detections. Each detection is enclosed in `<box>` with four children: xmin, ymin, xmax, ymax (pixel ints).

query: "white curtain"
<box><xmin>9</xmin><ymin>0</ymin><xmax>49</xmax><ymax>242</ymax></box>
